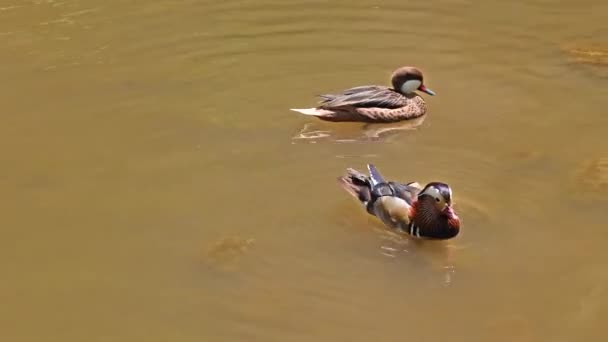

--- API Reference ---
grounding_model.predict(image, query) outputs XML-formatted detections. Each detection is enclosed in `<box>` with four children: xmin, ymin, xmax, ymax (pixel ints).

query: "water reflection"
<box><xmin>377</xmin><ymin>230</ymin><xmax>461</xmax><ymax>287</ymax></box>
<box><xmin>291</xmin><ymin>116</ymin><xmax>426</xmax><ymax>143</ymax></box>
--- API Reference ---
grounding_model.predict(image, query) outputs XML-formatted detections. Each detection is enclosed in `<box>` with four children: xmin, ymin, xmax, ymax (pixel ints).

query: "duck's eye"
<box><xmin>435</xmin><ymin>198</ymin><xmax>440</xmax><ymax>202</ymax></box>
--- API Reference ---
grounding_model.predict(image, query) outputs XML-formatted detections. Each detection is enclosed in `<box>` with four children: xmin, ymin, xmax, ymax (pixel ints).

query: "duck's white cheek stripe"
<box><xmin>401</xmin><ymin>80</ymin><xmax>422</xmax><ymax>94</ymax></box>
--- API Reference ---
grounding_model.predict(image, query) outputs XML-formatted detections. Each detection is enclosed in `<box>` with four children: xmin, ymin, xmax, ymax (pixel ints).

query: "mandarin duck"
<box><xmin>291</xmin><ymin>66</ymin><xmax>435</xmax><ymax>123</ymax></box>
<box><xmin>338</xmin><ymin>164</ymin><xmax>460</xmax><ymax>239</ymax></box>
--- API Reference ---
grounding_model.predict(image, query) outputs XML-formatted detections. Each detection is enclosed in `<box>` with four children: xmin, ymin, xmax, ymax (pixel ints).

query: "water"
<box><xmin>1</xmin><ymin>0</ymin><xmax>607</xmax><ymax>341</ymax></box>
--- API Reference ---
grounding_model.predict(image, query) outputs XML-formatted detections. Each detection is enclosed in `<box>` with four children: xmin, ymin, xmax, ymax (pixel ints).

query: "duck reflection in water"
<box><xmin>379</xmin><ymin>230</ymin><xmax>462</xmax><ymax>287</ymax></box>
<box><xmin>292</xmin><ymin>115</ymin><xmax>426</xmax><ymax>143</ymax></box>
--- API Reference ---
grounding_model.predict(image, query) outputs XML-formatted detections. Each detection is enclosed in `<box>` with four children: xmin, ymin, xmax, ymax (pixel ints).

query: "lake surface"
<box><xmin>1</xmin><ymin>0</ymin><xmax>607</xmax><ymax>341</ymax></box>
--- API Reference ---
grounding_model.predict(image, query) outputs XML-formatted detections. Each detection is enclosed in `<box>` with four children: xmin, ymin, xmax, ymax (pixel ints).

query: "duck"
<box><xmin>338</xmin><ymin>164</ymin><xmax>460</xmax><ymax>239</ymax></box>
<box><xmin>291</xmin><ymin>66</ymin><xmax>435</xmax><ymax>123</ymax></box>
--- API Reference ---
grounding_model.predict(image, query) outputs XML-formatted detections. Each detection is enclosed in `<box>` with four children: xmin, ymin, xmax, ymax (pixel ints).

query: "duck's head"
<box><xmin>418</xmin><ymin>182</ymin><xmax>454</xmax><ymax>214</ymax></box>
<box><xmin>416</xmin><ymin>182</ymin><xmax>460</xmax><ymax>232</ymax></box>
<box><xmin>391</xmin><ymin>66</ymin><xmax>436</xmax><ymax>96</ymax></box>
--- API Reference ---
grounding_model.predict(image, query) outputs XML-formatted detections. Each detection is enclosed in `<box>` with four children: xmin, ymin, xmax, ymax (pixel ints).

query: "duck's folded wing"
<box><xmin>318</xmin><ymin>85</ymin><xmax>406</xmax><ymax>109</ymax></box>
<box><xmin>389</xmin><ymin>181</ymin><xmax>422</xmax><ymax>206</ymax></box>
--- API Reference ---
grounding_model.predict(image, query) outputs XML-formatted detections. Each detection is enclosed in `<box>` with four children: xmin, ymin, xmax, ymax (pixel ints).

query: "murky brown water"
<box><xmin>2</xmin><ymin>1</ymin><xmax>608</xmax><ymax>341</ymax></box>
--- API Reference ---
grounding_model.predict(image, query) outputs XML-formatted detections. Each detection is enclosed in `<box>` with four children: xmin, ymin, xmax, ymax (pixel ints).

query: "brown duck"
<box><xmin>338</xmin><ymin>164</ymin><xmax>460</xmax><ymax>240</ymax></box>
<box><xmin>291</xmin><ymin>66</ymin><xmax>435</xmax><ymax>123</ymax></box>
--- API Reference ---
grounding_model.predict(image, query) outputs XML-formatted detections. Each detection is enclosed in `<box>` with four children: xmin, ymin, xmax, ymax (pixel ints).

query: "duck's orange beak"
<box><xmin>418</xmin><ymin>84</ymin><xmax>436</xmax><ymax>96</ymax></box>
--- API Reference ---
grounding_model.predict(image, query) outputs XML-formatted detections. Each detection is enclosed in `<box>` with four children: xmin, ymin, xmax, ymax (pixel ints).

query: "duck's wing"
<box><xmin>318</xmin><ymin>85</ymin><xmax>406</xmax><ymax>109</ymax></box>
<box><xmin>338</xmin><ymin>167</ymin><xmax>422</xmax><ymax>230</ymax></box>
<box><xmin>370</xmin><ymin>180</ymin><xmax>421</xmax><ymax>230</ymax></box>
<box><xmin>357</xmin><ymin>164</ymin><xmax>419</xmax><ymax>205</ymax></box>
<box><xmin>366</xmin><ymin>164</ymin><xmax>386</xmax><ymax>187</ymax></box>
<box><xmin>388</xmin><ymin>181</ymin><xmax>422</xmax><ymax>206</ymax></box>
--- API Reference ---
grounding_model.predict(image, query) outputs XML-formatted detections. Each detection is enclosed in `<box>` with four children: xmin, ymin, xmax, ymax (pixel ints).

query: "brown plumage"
<box><xmin>338</xmin><ymin>164</ymin><xmax>460</xmax><ymax>240</ymax></box>
<box><xmin>291</xmin><ymin>66</ymin><xmax>435</xmax><ymax>123</ymax></box>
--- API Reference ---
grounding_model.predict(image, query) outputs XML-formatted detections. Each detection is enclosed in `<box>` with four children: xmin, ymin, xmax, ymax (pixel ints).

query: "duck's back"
<box><xmin>319</xmin><ymin>85</ymin><xmax>407</xmax><ymax>109</ymax></box>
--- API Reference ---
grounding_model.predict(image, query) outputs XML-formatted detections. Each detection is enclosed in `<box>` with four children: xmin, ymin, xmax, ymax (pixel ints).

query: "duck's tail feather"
<box><xmin>337</xmin><ymin>168</ymin><xmax>372</xmax><ymax>206</ymax></box>
<box><xmin>290</xmin><ymin>108</ymin><xmax>336</xmax><ymax>116</ymax></box>
<box><xmin>367</xmin><ymin>164</ymin><xmax>386</xmax><ymax>187</ymax></box>
<box><xmin>290</xmin><ymin>108</ymin><xmax>318</xmax><ymax>115</ymax></box>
